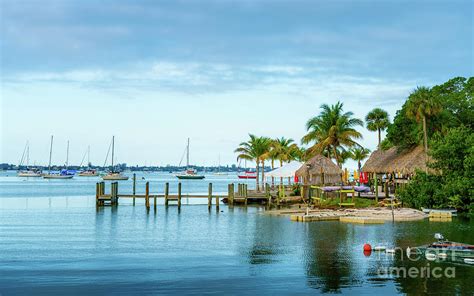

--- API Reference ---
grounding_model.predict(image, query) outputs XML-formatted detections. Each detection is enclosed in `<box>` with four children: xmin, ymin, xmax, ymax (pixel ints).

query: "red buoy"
<box><xmin>363</xmin><ymin>243</ymin><xmax>372</xmax><ymax>251</ymax></box>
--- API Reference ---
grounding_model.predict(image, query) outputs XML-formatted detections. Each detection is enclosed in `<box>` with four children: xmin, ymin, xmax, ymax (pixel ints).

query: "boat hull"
<box><xmin>176</xmin><ymin>175</ymin><xmax>205</xmax><ymax>180</ymax></box>
<box><xmin>43</xmin><ymin>174</ymin><xmax>74</xmax><ymax>179</ymax></box>
<box><xmin>102</xmin><ymin>175</ymin><xmax>129</xmax><ymax>181</ymax></box>
<box><xmin>18</xmin><ymin>173</ymin><xmax>42</xmax><ymax>177</ymax></box>
<box><xmin>78</xmin><ymin>172</ymin><xmax>99</xmax><ymax>177</ymax></box>
<box><xmin>237</xmin><ymin>175</ymin><xmax>257</xmax><ymax>179</ymax></box>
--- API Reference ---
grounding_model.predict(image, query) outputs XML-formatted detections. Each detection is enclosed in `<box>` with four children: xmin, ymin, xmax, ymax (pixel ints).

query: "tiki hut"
<box><xmin>362</xmin><ymin>145</ymin><xmax>427</xmax><ymax>174</ymax></box>
<box><xmin>296</xmin><ymin>155</ymin><xmax>343</xmax><ymax>185</ymax></box>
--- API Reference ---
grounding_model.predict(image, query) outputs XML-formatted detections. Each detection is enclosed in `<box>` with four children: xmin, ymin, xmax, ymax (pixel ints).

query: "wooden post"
<box><xmin>385</xmin><ymin>180</ymin><xmax>389</xmax><ymax>198</ymax></box>
<box><xmin>208</xmin><ymin>183</ymin><xmax>212</xmax><ymax>209</ymax></box>
<box><xmin>228</xmin><ymin>184</ymin><xmax>233</xmax><ymax>206</ymax></box>
<box><xmin>244</xmin><ymin>184</ymin><xmax>248</xmax><ymax>206</ymax></box>
<box><xmin>132</xmin><ymin>173</ymin><xmax>136</xmax><ymax>206</ymax></box>
<box><xmin>100</xmin><ymin>182</ymin><xmax>105</xmax><ymax>196</ymax></box>
<box><xmin>216</xmin><ymin>193</ymin><xmax>219</xmax><ymax>210</ymax></box>
<box><xmin>178</xmin><ymin>182</ymin><xmax>182</xmax><ymax>209</ymax></box>
<box><xmin>110</xmin><ymin>182</ymin><xmax>114</xmax><ymax>205</ymax></box>
<box><xmin>95</xmin><ymin>182</ymin><xmax>100</xmax><ymax>206</ymax></box>
<box><xmin>321</xmin><ymin>167</ymin><xmax>325</xmax><ymax>185</ymax></box>
<box><xmin>164</xmin><ymin>182</ymin><xmax>169</xmax><ymax>206</ymax></box>
<box><xmin>145</xmin><ymin>182</ymin><xmax>150</xmax><ymax>210</ymax></box>
<box><xmin>154</xmin><ymin>185</ymin><xmax>157</xmax><ymax>212</ymax></box>
<box><xmin>374</xmin><ymin>174</ymin><xmax>379</xmax><ymax>204</ymax></box>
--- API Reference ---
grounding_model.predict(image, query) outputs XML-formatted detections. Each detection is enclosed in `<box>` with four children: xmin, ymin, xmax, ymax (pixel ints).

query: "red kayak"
<box><xmin>238</xmin><ymin>171</ymin><xmax>257</xmax><ymax>179</ymax></box>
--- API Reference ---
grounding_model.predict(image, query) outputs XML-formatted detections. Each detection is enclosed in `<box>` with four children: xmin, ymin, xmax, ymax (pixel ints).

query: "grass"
<box><xmin>315</xmin><ymin>197</ymin><xmax>377</xmax><ymax>209</ymax></box>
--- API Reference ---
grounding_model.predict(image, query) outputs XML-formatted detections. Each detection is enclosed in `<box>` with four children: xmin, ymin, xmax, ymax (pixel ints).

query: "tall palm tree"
<box><xmin>350</xmin><ymin>147</ymin><xmax>371</xmax><ymax>171</ymax></box>
<box><xmin>365</xmin><ymin>108</ymin><xmax>390</xmax><ymax>148</ymax></box>
<box><xmin>235</xmin><ymin>134</ymin><xmax>270</xmax><ymax>191</ymax></box>
<box><xmin>406</xmin><ymin>86</ymin><xmax>442</xmax><ymax>154</ymax></box>
<box><xmin>302</xmin><ymin>102</ymin><xmax>363</xmax><ymax>167</ymax></box>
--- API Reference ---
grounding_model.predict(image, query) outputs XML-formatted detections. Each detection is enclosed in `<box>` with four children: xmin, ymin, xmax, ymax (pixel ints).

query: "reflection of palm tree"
<box><xmin>302</xmin><ymin>102</ymin><xmax>363</xmax><ymax>167</ymax></box>
<box><xmin>303</xmin><ymin>223</ymin><xmax>353</xmax><ymax>292</ymax></box>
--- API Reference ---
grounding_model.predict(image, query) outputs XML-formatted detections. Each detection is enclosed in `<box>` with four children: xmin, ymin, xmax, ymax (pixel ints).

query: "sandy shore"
<box><xmin>266</xmin><ymin>206</ymin><xmax>427</xmax><ymax>222</ymax></box>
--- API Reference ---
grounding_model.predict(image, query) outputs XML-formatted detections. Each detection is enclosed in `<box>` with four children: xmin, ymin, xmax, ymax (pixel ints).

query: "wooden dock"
<box><xmin>95</xmin><ymin>175</ymin><xmax>277</xmax><ymax>210</ymax></box>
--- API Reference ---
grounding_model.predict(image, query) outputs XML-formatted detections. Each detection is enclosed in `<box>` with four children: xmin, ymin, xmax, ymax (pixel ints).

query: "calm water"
<box><xmin>0</xmin><ymin>171</ymin><xmax>473</xmax><ymax>295</ymax></box>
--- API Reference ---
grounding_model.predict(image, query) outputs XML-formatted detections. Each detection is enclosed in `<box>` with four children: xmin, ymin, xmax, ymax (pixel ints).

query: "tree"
<box><xmin>235</xmin><ymin>134</ymin><xmax>271</xmax><ymax>191</ymax></box>
<box><xmin>267</xmin><ymin>137</ymin><xmax>298</xmax><ymax>185</ymax></box>
<box><xmin>365</xmin><ymin>108</ymin><xmax>390</xmax><ymax>148</ymax></box>
<box><xmin>302</xmin><ymin>102</ymin><xmax>363</xmax><ymax>167</ymax></box>
<box><xmin>350</xmin><ymin>147</ymin><xmax>371</xmax><ymax>171</ymax></box>
<box><xmin>406</xmin><ymin>86</ymin><xmax>442</xmax><ymax>154</ymax></box>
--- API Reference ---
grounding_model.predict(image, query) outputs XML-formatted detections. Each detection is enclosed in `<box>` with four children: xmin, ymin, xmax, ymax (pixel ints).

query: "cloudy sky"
<box><xmin>1</xmin><ymin>0</ymin><xmax>472</xmax><ymax>168</ymax></box>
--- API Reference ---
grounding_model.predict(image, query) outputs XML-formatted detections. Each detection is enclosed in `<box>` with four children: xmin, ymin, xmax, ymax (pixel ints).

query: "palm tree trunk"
<box><xmin>271</xmin><ymin>159</ymin><xmax>275</xmax><ymax>189</ymax></box>
<box><xmin>377</xmin><ymin>128</ymin><xmax>381</xmax><ymax>148</ymax></box>
<box><xmin>280</xmin><ymin>160</ymin><xmax>283</xmax><ymax>185</ymax></box>
<box><xmin>422</xmin><ymin>115</ymin><xmax>428</xmax><ymax>172</ymax></box>
<box><xmin>256</xmin><ymin>161</ymin><xmax>260</xmax><ymax>192</ymax></box>
<box><xmin>332</xmin><ymin>146</ymin><xmax>340</xmax><ymax>167</ymax></box>
<box><xmin>261</xmin><ymin>159</ymin><xmax>265</xmax><ymax>191</ymax></box>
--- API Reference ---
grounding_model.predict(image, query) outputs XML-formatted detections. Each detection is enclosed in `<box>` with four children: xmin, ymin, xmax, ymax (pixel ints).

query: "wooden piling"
<box><xmin>145</xmin><ymin>182</ymin><xmax>150</xmax><ymax>210</ymax></box>
<box><xmin>228</xmin><ymin>184</ymin><xmax>234</xmax><ymax>206</ymax></box>
<box><xmin>177</xmin><ymin>182</ymin><xmax>182</xmax><ymax>209</ymax></box>
<box><xmin>132</xmin><ymin>173</ymin><xmax>136</xmax><ymax>206</ymax></box>
<box><xmin>95</xmin><ymin>182</ymin><xmax>100</xmax><ymax>205</ymax></box>
<box><xmin>164</xmin><ymin>182</ymin><xmax>169</xmax><ymax>206</ymax></box>
<box><xmin>154</xmin><ymin>184</ymin><xmax>157</xmax><ymax>211</ymax></box>
<box><xmin>374</xmin><ymin>174</ymin><xmax>379</xmax><ymax>204</ymax></box>
<box><xmin>244</xmin><ymin>184</ymin><xmax>248</xmax><ymax>206</ymax></box>
<box><xmin>216</xmin><ymin>193</ymin><xmax>219</xmax><ymax>210</ymax></box>
<box><xmin>208</xmin><ymin>183</ymin><xmax>212</xmax><ymax>209</ymax></box>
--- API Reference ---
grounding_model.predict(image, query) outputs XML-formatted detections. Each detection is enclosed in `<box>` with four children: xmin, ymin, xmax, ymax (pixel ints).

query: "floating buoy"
<box><xmin>363</xmin><ymin>250</ymin><xmax>372</xmax><ymax>257</ymax></box>
<box><xmin>464</xmin><ymin>258</ymin><xmax>474</xmax><ymax>264</ymax></box>
<box><xmin>425</xmin><ymin>253</ymin><xmax>437</xmax><ymax>261</ymax></box>
<box><xmin>438</xmin><ymin>253</ymin><xmax>448</xmax><ymax>259</ymax></box>
<box><xmin>363</xmin><ymin>244</ymin><xmax>372</xmax><ymax>252</ymax></box>
<box><xmin>374</xmin><ymin>246</ymin><xmax>386</xmax><ymax>251</ymax></box>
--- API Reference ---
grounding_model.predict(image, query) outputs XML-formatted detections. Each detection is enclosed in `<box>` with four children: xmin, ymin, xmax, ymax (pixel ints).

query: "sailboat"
<box><xmin>17</xmin><ymin>141</ymin><xmax>42</xmax><ymax>177</ymax></box>
<box><xmin>213</xmin><ymin>154</ymin><xmax>227</xmax><ymax>175</ymax></box>
<box><xmin>176</xmin><ymin>138</ymin><xmax>205</xmax><ymax>180</ymax></box>
<box><xmin>43</xmin><ymin>136</ymin><xmax>74</xmax><ymax>179</ymax></box>
<box><xmin>102</xmin><ymin>136</ymin><xmax>129</xmax><ymax>181</ymax></box>
<box><xmin>78</xmin><ymin>146</ymin><xmax>98</xmax><ymax>176</ymax></box>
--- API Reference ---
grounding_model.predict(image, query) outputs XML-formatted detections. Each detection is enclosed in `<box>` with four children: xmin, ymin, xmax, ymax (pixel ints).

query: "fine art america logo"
<box><xmin>373</xmin><ymin>247</ymin><xmax>456</xmax><ymax>279</ymax></box>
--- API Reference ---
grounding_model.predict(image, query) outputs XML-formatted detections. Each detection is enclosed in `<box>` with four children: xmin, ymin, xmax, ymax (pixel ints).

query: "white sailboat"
<box><xmin>213</xmin><ymin>154</ymin><xmax>227</xmax><ymax>175</ymax></box>
<box><xmin>102</xmin><ymin>136</ymin><xmax>129</xmax><ymax>181</ymax></box>
<box><xmin>176</xmin><ymin>138</ymin><xmax>205</xmax><ymax>180</ymax></box>
<box><xmin>78</xmin><ymin>146</ymin><xmax>98</xmax><ymax>176</ymax></box>
<box><xmin>43</xmin><ymin>136</ymin><xmax>74</xmax><ymax>179</ymax></box>
<box><xmin>17</xmin><ymin>141</ymin><xmax>42</xmax><ymax>177</ymax></box>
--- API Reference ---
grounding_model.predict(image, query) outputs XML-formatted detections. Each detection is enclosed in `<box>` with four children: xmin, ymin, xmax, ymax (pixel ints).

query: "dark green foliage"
<box><xmin>398</xmin><ymin>126</ymin><xmax>474</xmax><ymax>212</ymax></box>
<box><xmin>384</xmin><ymin>102</ymin><xmax>421</xmax><ymax>151</ymax></box>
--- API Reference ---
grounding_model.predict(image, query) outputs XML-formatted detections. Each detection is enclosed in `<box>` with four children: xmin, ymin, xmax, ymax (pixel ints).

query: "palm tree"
<box><xmin>235</xmin><ymin>134</ymin><xmax>270</xmax><ymax>191</ymax></box>
<box><xmin>350</xmin><ymin>147</ymin><xmax>371</xmax><ymax>171</ymax></box>
<box><xmin>406</xmin><ymin>86</ymin><xmax>442</xmax><ymax>154</ymax></box>
<box><xmin>267</xmin><ymin>137</ymin><xmax>298</xmax><ymax>185</ymax></box>
<box><xmin>302</xmin><ymin>102</ymin><xmax>363</xmax><ymax>167</ymax></box>
<box><xmin>365</xmin><ymin>108</ymin><xmax>390</xmax><ymax>148</ymax></box>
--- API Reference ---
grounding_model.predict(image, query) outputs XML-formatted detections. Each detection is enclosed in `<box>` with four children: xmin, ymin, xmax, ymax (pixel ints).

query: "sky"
<box><xmin>1</xmin><ymin>0</ymin><xmax>473</xmax><ymax>169</ymax></box>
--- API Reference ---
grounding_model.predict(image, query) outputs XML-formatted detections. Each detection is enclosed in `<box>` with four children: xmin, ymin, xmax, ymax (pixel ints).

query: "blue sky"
<box><xmin>1</xmin><ymin>0</ymin><xmax>473</xmax><ymax>168</ymax></box>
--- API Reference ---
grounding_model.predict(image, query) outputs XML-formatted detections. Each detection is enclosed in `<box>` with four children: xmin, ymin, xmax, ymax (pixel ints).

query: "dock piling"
<box><xmin>178</xmin><ymin>182</ymin><xmax>182</xmax><ymax>209</ymax></box>
<box><xmin>145</xmin><ymin>182</ymin><xmax>150</xmax><ymax>210</ymax></box>
<box><xmin>208</xmin><ymin>183</ymin><xmax>212</xmax><ymax>209</ymax></box>
<box><xmin>132</xmin><ymin>173</ymin><xmax>136</xmax><ymax>206</ymax></box>
<box><xmin>164</xmin><ymin>182</ymin><xmax>169</xmax><ymax>206</ymax></box>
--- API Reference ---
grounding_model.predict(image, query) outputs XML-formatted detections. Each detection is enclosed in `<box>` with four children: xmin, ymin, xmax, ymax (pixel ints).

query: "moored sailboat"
<box><xmin>43</xmin><ymin>136</ymin><xmax>74</xmax><ymax>179</ymax></box>
<box><xmin>176</xmin><ymin>138</ymin><xmax>205</xmax><ymax>180</ymax></box>
<box><xmin>102</xmin><ymin>136</ymin><xmax>129</xmax><ymax>181</ymax></box>
<box><xmin>78</xmin><ymin>146</ymin><xmax>98</xmax><ymax>176</ymax></box>
<box><xmin>17</xmin><ymin>141</ymin><xmax>42</xmax><ymax>177</ymax></box>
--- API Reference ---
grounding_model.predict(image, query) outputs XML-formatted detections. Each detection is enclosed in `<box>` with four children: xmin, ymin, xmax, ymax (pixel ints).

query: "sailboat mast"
<box><xmin>48</xmin><ymin>136</ymin><xmax>53</xmax><ymax>173</ymax></box>
<box><xmin>186</xmin><ymin>138</ymin><xmax>190</xmax><ymax>168</ymax></box>
<box><xmin>66</xmin><ymin>140</ymin><xmax>69</xmax><ymax>169</ymax></box>
<box><xmin>87</xmin><ymin>145</ymin><xmax>90</xmax><ymax>167</ymax></box>
<box><xmin>111</xmin><ymin>136</ymin><xmax>115</xmax><ymax>171</ymax></box>
<box><xmin>26</xmin><ymin>142</ymin><xmax>30</xmax><ymax>168</ymax></box>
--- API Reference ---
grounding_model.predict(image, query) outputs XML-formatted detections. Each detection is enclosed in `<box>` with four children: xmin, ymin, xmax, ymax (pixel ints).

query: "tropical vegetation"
<box><xmin>365</xmin><ymin>108</ymin><xmax>390</xmax><ymax>147</ymax></box>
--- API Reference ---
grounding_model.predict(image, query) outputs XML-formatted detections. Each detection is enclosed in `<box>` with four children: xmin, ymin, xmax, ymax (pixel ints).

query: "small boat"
<box><xmin>102</xmin><ymin>136</ymin><xmax>129</xmax><ymax>181</ymax></box>
<box><xmin>78</xmin><ymin>146</ymin><xmax>98</xmax><ymax>176</ymax></box>
<box><xmin>464</xmin><ymin>258</ymin><xmax>474</xmax><ymax>264</ymax></box>
<box><xmin>78</xmin><ymin>169</ymin><xmax>98</xmax><ymax>177</ymax></box>
<box><xmin>17</xmin><ymin>141</ymin><xmax>42</xmax><ymax>177</ymax></box>
<box><xmin>412</xmin><ymin>233</ymin><xmax>474</xmax><ymax>263</ymax></box>
<box><xmin>421</xmin><ymin>208</ymin><xmax>457</xmax><ymax>216</ymax></box>
<box><xmin>238</xmin><ymin>171</ymin><xmax>257</xmax><ymax>179</ymax></box>
<box><xmin>175</xmin><ymin>138</ymin><xmax>205</xmax><ymax>180</ymax></box>
<box><xmin>43</xmin><ymin>136</ymin><xmax>75</xmax><ymax>179</ymax></box>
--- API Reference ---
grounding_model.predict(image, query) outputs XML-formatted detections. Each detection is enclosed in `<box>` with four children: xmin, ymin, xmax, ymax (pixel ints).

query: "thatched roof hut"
<box><xmin>296</xmin><ymin>155</ymin><xmax>343</xmax><ymax>184</ymax></box>
<box><xmin>362</xmin><ymin>145</ymin><xmax>427</xmax><ymax>174</ymax></box>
